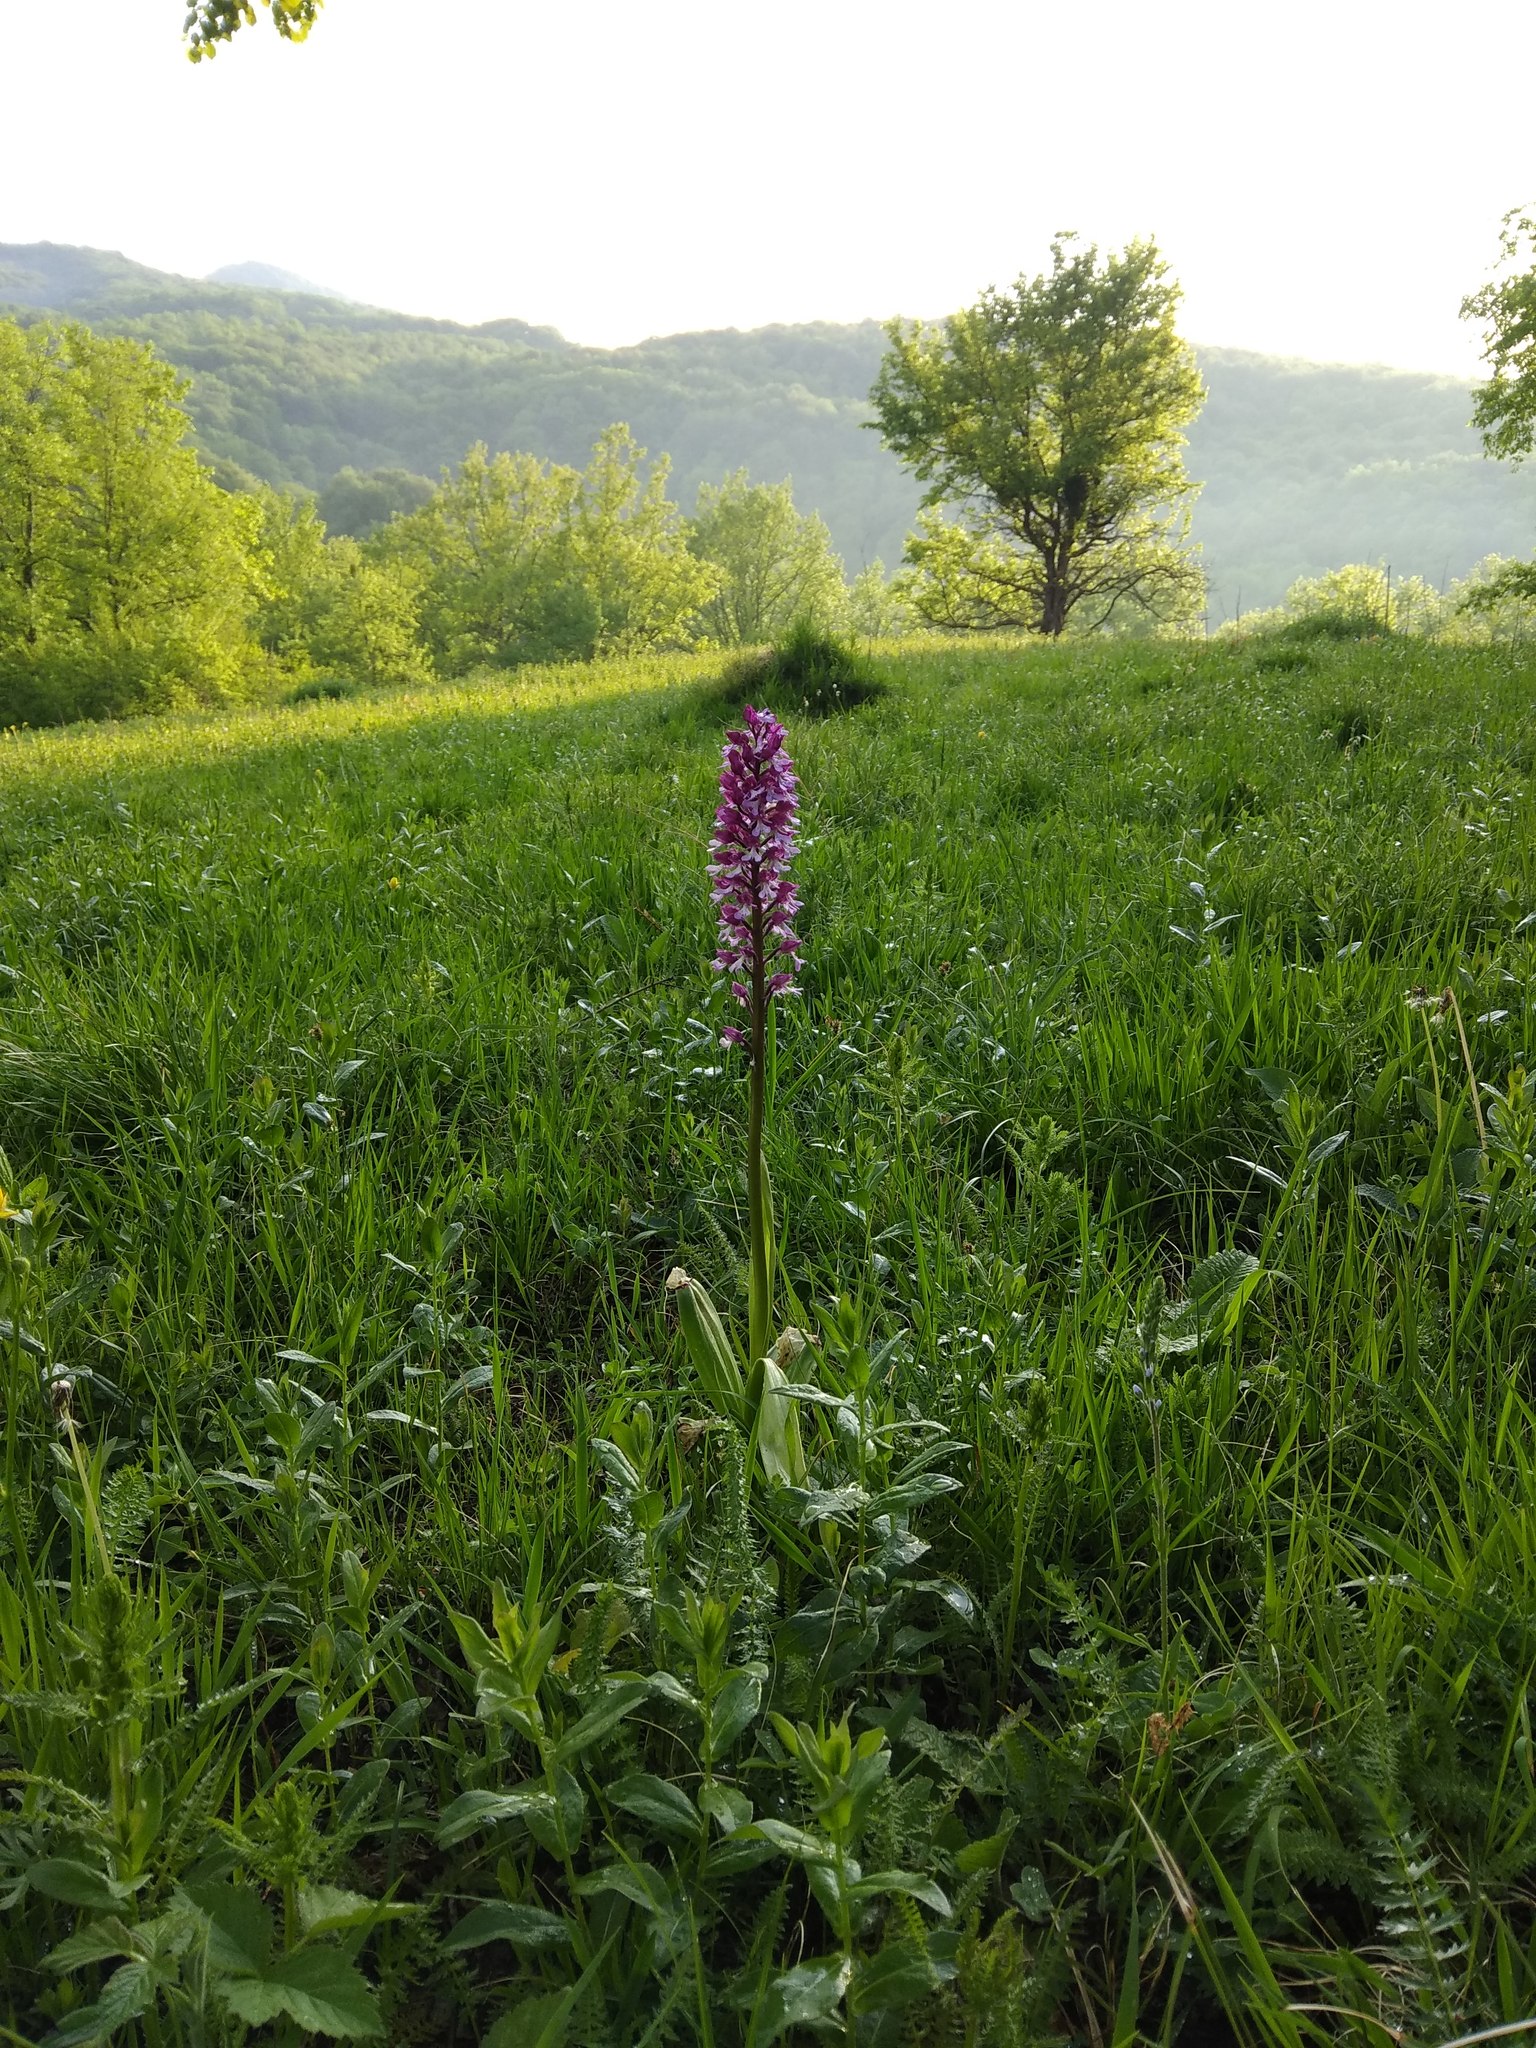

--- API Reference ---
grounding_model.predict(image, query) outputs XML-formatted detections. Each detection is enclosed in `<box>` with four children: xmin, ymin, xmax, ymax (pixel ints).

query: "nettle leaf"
<box><xmin>954</xmin><ymin>1818</ymin><xmax>1017</xmax><ymax>1875</ymax></box>
<box><xmin>41</xmin><ymin>1960</ymin><xmax>154</xmax><ymax>2046</ymax></box>
<box><xmin>1161</xmin><ymin>1249</ymin><xmax>1263</xmax><ymax>1350</ymax></box>
<box><xmin>46</xmin><ymin>1916</ymin><xmax>143</xmax><ymax>1973</ymax></box>
<box><xmin>1186</xmin><ymin>1246</ymin><xmax>1261</xmax><ymax>1315</ymax></box>
<box><xmin>443</xmin><ymin>1900</ymin><xmax>573</xmax><ymax>1952</ymax></box>
<box><xmin>186</xmin><ymin>1882</ymin><xmax>273</xmax><ymax>1973</ymax></box>
<box><xmin>216</xmin><ymin>1946</ymin><xmax>384</xmax><ymax>2039</ymax></box>
<box><xmin>608</xmin><ymin>1771</ymin><xmax>701</xmax><ymax>1835</ymax></box>
<box><xmin>484</xmin><ymin>1990</ymin><xmax>573</xmax><ymax>2048</ymax></box>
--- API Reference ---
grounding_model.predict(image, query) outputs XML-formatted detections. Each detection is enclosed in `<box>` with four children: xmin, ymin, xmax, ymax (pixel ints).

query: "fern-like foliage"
<box><xmin>1360</xmin><ymin>1788</ymin><xmax>1471</xmax><ymax>2042</ymax></box>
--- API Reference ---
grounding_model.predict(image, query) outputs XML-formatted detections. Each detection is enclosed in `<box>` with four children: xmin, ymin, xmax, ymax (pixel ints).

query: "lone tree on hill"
<box><xmin>871</xmin><ymin>237</ymin><xmax>1206</xmax><ymax>637</ymax></box>
<box><xmin>184</xmin><ymin>0</ymin><xmax>320</xmax><ymax>58</ymax></box>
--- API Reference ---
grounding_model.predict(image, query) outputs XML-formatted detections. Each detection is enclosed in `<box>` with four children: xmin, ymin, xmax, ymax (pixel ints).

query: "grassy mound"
<box><xmin>2</xmin><ymin>634</ymin><xmax>1535</xmax><ymax>2041</ymax></box>
<box><xmin>723</xmin><ymin>616</ymin><xmax>887</xmax><ymax>716</ymax></box>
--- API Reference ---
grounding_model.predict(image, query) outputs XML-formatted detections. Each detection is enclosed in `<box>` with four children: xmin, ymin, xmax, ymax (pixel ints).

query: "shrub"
<box><xmin>725</xmin><ymin>616</ymin><xmax>886</xmax><ymax>717</ymax></box>
<box><xmin>284</xmin><ymin>673</ymin><xmax>357</xmax><ymax>705</ymax></box>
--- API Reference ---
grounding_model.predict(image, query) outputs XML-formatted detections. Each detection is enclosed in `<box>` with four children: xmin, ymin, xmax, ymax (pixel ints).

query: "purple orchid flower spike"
<box><xmin>709</xmin><ymin>704</ymin><xmax>800</xmax><ymax>1363</ymax></box>
<box><xmin>710</xmin><ymin>705</ymin><xmax>801</xmax><ymax>1049</ymax></box>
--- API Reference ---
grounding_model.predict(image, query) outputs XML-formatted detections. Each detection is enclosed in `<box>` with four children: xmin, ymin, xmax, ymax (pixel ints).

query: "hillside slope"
<box><xmin>5</xmin><ymin>240</ymin><xmax>1534</xmax><ymax>607</ymax></box>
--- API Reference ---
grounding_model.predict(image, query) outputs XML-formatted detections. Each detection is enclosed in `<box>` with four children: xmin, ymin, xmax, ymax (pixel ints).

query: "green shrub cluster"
<box><xmin>0</xmin><ymin>316</ymin><xmax>913</xmax><ymax>729</ymax></box>
<box><xmin>0</xmin><ymin>321</ymin><xmax>262</xmax><ymax>722</ymax></box>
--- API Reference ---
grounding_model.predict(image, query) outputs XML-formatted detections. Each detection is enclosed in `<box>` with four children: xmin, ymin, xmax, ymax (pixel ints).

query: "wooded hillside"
<box><xmin>6</xmin><ymin>239</ymin><xmax>1533</xmax><ymax>609</ymax></box>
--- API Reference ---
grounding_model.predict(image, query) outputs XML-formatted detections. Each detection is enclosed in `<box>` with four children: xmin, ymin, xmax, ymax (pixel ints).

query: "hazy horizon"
<box><xmin>4</xmin><ymin>0</ymin><xmax>1532</xmax><ymax>378</ymax></box>
<box><xmin>0</xmin><ymin>233</ymin><xmax>1495</xmax><ymax>388</ymax></box>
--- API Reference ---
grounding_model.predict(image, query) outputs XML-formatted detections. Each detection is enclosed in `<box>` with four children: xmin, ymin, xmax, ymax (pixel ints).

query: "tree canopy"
<box><xmin>687</xmin><ymin>472</ymin><xmax>847</xmax><ymax>644</ymax></box>
<box><xmin>184</xmin><ymin>0</ymin><xmax>321</xmax><ymax>59</ymax></box>
<box><xmin>372</xmin><ymin>427</ymin><xmax>717</xmax><ymax>672</ymax></box>
<box><xmin>871</xmin><ymin>237</ymin><xmax>1206</xmax><ymax>636</ymax></box>
<box><xmin>1463</xmin><ymin>211</ymin><xmax>1536</xmax><ymax>467</ymax></box>
<box><xmin>0</xmin><ymin>322</ymin><xmax>260</xmax><ymax>720</ymax></box>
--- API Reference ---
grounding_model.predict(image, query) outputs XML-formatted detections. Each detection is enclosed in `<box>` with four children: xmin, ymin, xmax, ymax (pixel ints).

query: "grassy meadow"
<box><xmin>3</xmin><ymin>630</ymin><xmax>1536</xmax><ymax>2045</ymax></box>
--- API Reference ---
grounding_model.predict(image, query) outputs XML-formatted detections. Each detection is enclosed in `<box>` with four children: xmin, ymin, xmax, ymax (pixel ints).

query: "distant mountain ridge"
<box><xmin>206</xmin><ymin>261</ymin><xmax>351</xmax><ymax>301</ymax></box>
<box><xmin>3</xmin><ymin>239</ymin><xmax>1532</xmax><ymax>609</ymax></box>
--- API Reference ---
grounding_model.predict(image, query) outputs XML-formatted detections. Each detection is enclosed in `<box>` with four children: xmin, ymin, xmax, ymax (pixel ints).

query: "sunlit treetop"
<box><xmin>184</xmin><ymin>0</ymin><xmax>322</xmax><ymax>60</ymax></box>
<box><xmin>1464</xmin><ymin>210</ymin><xmax>1536</xmax><ymax>466</ymax></box>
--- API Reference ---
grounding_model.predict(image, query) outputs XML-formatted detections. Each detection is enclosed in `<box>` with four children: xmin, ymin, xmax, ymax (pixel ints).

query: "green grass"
<box><xmin>3</xmin><ymin>632</ymin><xmax>1536</xmax><ymax>2045</ymax></box>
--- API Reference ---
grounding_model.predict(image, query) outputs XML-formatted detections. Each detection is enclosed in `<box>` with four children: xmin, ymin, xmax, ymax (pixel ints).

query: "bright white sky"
<box><xmin>1</xmin><ymin>0</ymin><xmax>1528</xmax><ymax>373</ymax></box>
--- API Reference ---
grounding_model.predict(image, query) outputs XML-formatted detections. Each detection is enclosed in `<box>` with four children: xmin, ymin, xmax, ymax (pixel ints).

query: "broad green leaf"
<box><xmin>667</xmin><ymin>1269</ymin><xmax>746</xmax><ymax>1428</ymax></box>
<box><xmin>551</xmin><ymin>1678</ymin><xmax>651</xmax><ymax>1764</ymax></box>
<box><xmin>793</xmin><ymin>1484</ymin><xmax>869</xmax><ymax>1523</ymax></box>
<box><xmin>30</xmin><ymin>1860</ymin><xmax>135</xmax><ymax>1911</ymax></box>
<box><xmin>1010</xmin><ymin>1866</ymin><xmax>1052</xmax><ymax>1922</ymax></box>
<box><xmin>573</xmin><ymin>1859</ymin><xmax>673</xmax><ymax>1913</ymax></box>
<box><xmin>753</xmin><ymin>1817</ymin><xmax>834</xmax><ymax>1863</ymax></box>
<box><xmin>436</xmin><ymin>1783</ymin><xmax>551</xmax><ymax>1848</ymax></box>
<box><xmin>707</xmin><ymin>1836</ymin><xmax>779</xmax><ymax>1878</ymax></box>
<box><xmin>751</xmin><ymin>1954</ymin><xmax>852</xmax><ymax>2044</ymax></box>
<box><xmin>524</xmin><ymin>1770</ymin><xmax>586</xmax><ymax>1858</ymax></box>
<box><xmin>849</xmin><ymin>1868</ymin><xmax>951</xmax><ymax>1915</ymax></box>
<box><xmin>442</xmin><ymin>1900</ymin><xmax>573</xmax><ymax>1951</ymax></box>
<box><xmin>706</xmin><ymin>1669</ymin><xmax>762</xmax><ymax>1759</ymax></box>
<box><xmin>853</xmin><ymin>1940</ymin><xmax>941</xmax><ymax>2011</ymax></box>
<box><xmin>1245</xmin><ymin>1066</ymin><xmax>1297</xmax><ymax>1104</ymax></box>
<box><xmin>750</xmin><ymin>1355</ymin><xmax>808</xmax><ymax>1488</ymax></box>
<box><xmin>699</xmin><ymin>1781</ymin><xmax>753</xmax><ymax>1834</ymax></box>
<box><xmin>608</xmin><ymin>1770</ymin><xmax>701</xmax><ymax>1835</ymax></box>
<box><xmin>298</xmin><ymin>1884</ymin><xmax>416</xmax><ymax>1936</ymax></box>
<box><xmin>1185</xmin><ymin>1247</ymin><xmax>1260</xmax><ymax>1312</ymax></box>
<box><xmin>645</xmin><ymin>1668</ymin><xmax>700</xmax><ymax>1714</ymax></box>
<box><xmin>806</xmin><ymin>1856</ymin><xmax>852</xmax><ymax>1923</ymax></box>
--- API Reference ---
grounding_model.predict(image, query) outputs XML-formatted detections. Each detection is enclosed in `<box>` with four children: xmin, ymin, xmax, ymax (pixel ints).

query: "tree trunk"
<box><xmin>1039</xmin><ymin>568</ymin><xmax>1070</xmax><ymax>637</ymax></box>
